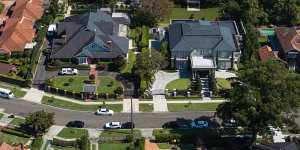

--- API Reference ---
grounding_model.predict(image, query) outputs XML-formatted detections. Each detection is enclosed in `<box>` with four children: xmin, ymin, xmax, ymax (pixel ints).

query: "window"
<box><xmin>219</xmin><ymin>51</ymin><xmax>230</xmax><ymax>58</ymax></box>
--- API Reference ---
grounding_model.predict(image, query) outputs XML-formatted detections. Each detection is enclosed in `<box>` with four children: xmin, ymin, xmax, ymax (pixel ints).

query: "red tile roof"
<box><xmin>0</xmin><ymin>0</ymin><xmax>44</xmax><ymax>52</ymax></box>
<box><xmin>258</xmin><ymin>45</ymin><xmax>278</xmax><ymax>62</ymax></box>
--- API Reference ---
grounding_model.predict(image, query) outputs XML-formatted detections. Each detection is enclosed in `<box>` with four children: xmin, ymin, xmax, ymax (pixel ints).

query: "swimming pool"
<box><xmin>260</xmin><ymin>29</ymin><xmax>275</xmax><ymax>36</ymax></box>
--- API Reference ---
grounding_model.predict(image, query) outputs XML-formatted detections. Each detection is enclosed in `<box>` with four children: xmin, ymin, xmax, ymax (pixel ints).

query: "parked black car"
<box><xmin>122</xmin><ymin>122</ymin><xmax>135</xmax><ymax>129</ymax></box>
<box><xmin>162</xmin><ymin>121</ymin><xmax>191</xmax><ymax>129</ymax></box>
<box><xmin>66</xmin><ymin>121</ymin><xmax>85</xmax><ymax>128</ymax></box>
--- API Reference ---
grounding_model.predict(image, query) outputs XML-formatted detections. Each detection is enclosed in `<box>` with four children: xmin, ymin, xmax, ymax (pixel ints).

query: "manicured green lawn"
<box><xmin>0</xmin><ymin>113</ymin><xmax>3</xmax><ymax>120</ymax></box>
<box><xmin>0</xmin><ymin>132</ymin><xmax>29</xmax><ymax>145</ymax></box>
<box><xmin>139</xmin><ymin>104</ymin><xmax>153</xmax><ymax>112</ymax></box>
<box><xmin>121</xmin><ymin>50</ymin><xmax>136</xmax><ymax>73</ymax></box>
<box><xmin>165</xmin><ymin>78</ymin><xmax>191</xmax><ymax>90</ymax></box>
<box><xmin>97</xmin><ymin>76</ymin><xmax>121</xmax><ymax>95</ymax></box>
<box><xmin>92</xmin><ymin>144</ymin><xmax>96</xmax><ymax>150</ymax></box>
<box><xmin>100</xmin><ymin>129</ymin><xmax>141</xmax><ymax>138</ymax></box>
<box><xmin>42</xmin><ymin>96</ymin><xmax>122</xmax><ymax>112</ymax></box>
<box><xmin>167</xmin><ymin>103</ymin><xmax>222</xmax><ymax>111</ymax></box>
<box><xmin>167</xmin><ymin>97</ymin><xmax>202</xmax><ymax>101</ymax></box>
<box><xmin>99</xmin><ymin>143</ymin><xmax>129</xmax><ymax>150</ymax></box>
<box><xmin>51</xmin><ymin>76</ymin><xmax>87</xmax><ymax>93</ymax></box>
<box><xmin>57</xmin><ymin>128</ymin><xmax>88</xmax><ymax>139</ymax></box>
<box><xmin>159</xmin><ymin>7</ymin><xmax>220</xmax><ymax>26</ymax></box>
<box><xmin>9</xmin><ymin>118</ymin><xmax>25</xmax><ymax>126</ymax></box>
<box><xmin>51</xmin><ymin>76</ymin><xmax>122</xmax><ymax>95</ymax></box>
<box><xmin>157</xmin><ymin>143</ymin><xmax>173</xmax><ymax>149</ymax></box>
<box><xmin>216</xmin><ymin>78</ymin><xmax>232</xmax><ymax>89</ymax></box>
<box><xmin>0</xmin><ymin>85</ymin><xmax>27</xmax><ymax>98</ymax></box>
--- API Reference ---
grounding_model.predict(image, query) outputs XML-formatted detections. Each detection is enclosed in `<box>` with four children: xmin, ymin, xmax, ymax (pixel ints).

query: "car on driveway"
<box><xmin>95</xmin><ymin>108</ymin><xmax>114</xmax><ymax>116</ymax></box>
<box><xmin>162</xmin><ymin>121</ymin><xmax>191</xmax><ymax>129</ymax></box>
<box><xmin>66</xmin><ymin>120</ymin><xmax>84</xmax><ymax>128</ymax></box>
<box><xmin>190</xmin><ymin>120</ymin><xmax>208</xmax><ymax>128</ymax></box>
<box><xmin>59</xmin><ymin>68</ymin><xmax>78</xmax><ymax>75</ymax></box>
<box><xmin>105</xmin><ymin>122</ymin><xmax>122</xmax><ymax>129</ymax></box>
<box><xmin>122</xmin><ymin>122</ymin><xmax>135</xmax><ymax>129</ymax></box>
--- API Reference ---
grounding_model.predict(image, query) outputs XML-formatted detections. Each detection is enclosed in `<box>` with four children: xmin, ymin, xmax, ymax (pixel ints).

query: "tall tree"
<box><xmin>25</xmin><ymin>110</ymin><xmax>55</xmax><ymax>133</ymax></box>
<box><xmin>216</xmin><ymin>60</ymin><xmax>300</xmax><ymax>148</ymax></box>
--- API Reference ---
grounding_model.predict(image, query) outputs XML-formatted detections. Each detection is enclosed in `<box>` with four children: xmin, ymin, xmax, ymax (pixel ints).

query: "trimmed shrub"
<box><xmin>1</xmin><ymin>128</ymin><xmax>32</xmax><ymax>138</ymax></box>
<box><xmin>114</xmin><ymin>86</ymin><xmax>123</xmax><ymax>95</ymax></box>
<box><xmin>140</xmin><ymin>79</ymin><xmax>147</xmax><ymax>93</ymax></box>
<box><xmin>155</xmin><ymin>133</ymin><xmax>181</xmax><ymax>143</ymax></box>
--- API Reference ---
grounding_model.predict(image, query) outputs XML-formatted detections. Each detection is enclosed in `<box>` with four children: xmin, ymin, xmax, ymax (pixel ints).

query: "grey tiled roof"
<box><xmin>169</xmin><ymin>20</ymin><xmax>237</xmax><ymax>53</ymax></box>
<box><xmin>51</xmin><ymin>10</ymin><xmax>129</xmax><ymax>59</ymax></box>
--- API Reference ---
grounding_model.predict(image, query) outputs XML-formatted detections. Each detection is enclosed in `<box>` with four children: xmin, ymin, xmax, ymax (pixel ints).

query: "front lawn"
<box><xmin>53</xmin><ymin>146</ymin><xmax>78</xmax><ymax>150</ymax></box>
<box><xmin>167</xmin><ymin>103</ymin><xmax>222</xmax><ymax>111</ymax></box>
<box><xmin>100</xmin><ymin>129</ymin><xmax>142</xmax><ymax>138</ymax></box>
<box><xmin>0</xmin><ymin>113</ymin><xmax>3</xmax><ymax>120</ymax></box>
<box><xmin>42</xmin><ymin>96</ymin><xmax>122</xmax><ymax>112</ymax></box>
<box><xmin>216</xmin><ymin>78</ymin><xmax>232</xmax><ymax>89</ymax></box>
<box><xmin>57</xmin><ymin>128</ymin><xmax>88</xmax><ymax>139</ymax></box>
<box><xmin>159</xmin><ymin>7</ymin><xmax>220</xmax><ymax>26</ymax></box>
<box><xmin>165</xmin><ymin>78</ymin><xmax>191</xmax><ymax>90</ymax></box>
<box><xmin>9</xmin><ymin>118</ymin><xmax>25</xmax><ymax>126</ymax></box>
<box><xmin>121</xmin><ymin>50</ymin><xmax>136</xmax><ymax>73</ymax></box>
<box><xmin>0</xmin><ymin>86</ymin><xmax>27</xmax><ymax>98</ymax></box>
<box><xmin>139</xmin><ymin>104</ymin><xmax>153</xmax><ymax>112</ymax></box>
<box><xmin>97</xmin><ymin>76</ymin><xmax>121</xmax><ymax>95</ymax></box>
<box><xmin>99</xmin><ymin>143</ymin><xmax>129</xmax><ymax>150</ymax></box>
<box><xmin>0</xmin><ymin>132</ymin><xmax>29</xmax><ymax>145</ymax></box>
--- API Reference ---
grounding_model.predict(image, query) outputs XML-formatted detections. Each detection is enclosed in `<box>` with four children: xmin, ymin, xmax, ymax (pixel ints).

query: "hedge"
<box><xmin>52</xmin><ymin>138</ymin><xmax>77</xmax><ymax>147</ymax></box>
<box><xmin>0</xmin><ymin>74</ymin><xmax>27</xmax><ymax>87</ymax></box>
<box><xmin>1</xmin><ymin>128</ymin><xmax>32</xmax><ymax>138</ymax></box>
<box><xmin>154</xmin><ymin>133</ymin><xmax>182</xmax><ymax>143</ymax></box>
<box><xmin>70</xmin><ymin>9</ymin><xmax>90</xmax><ymax>14</ymax></box>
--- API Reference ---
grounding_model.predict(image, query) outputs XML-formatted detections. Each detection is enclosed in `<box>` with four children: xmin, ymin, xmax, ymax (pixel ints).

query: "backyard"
<box><xmin>167</xmin><ymin>103</ymin><xmax>222</xmax><ymax>111</ymax></box>
<box><xmin>51</xmin><ymin>76</ymin><xmax>122</xmax><ymax>94</ymax></box>
<box><xmin>41</xmin><ymin>96</ymin><xmax>123</xmax><ymax>112</ymax></box>
<box><xmin>57</xmin><ymin>128</ymin><xmax>88</xmax><ymax>139</ymax></box>
<box><xmin>165</xmin><ymin>78</ymin><xmax>191</xmax><ymax>90</ymax></box>
<box><xmin>159</xmin><ymin>7</ymin><xmax>220</xmax><ymax>26</ymax></box>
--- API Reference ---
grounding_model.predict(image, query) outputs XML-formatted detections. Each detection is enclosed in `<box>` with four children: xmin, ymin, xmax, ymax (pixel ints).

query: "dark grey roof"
<box><xmin>83</xmin><ymin>86</ymin><xmax>97</xmax><ymax>93</ymax></box>
<box><xmin>169</xmin><ymin>20</ymin><xmax>237</xmax><ymax>53</ymax></box>
<box><xmin>256</xmin><ymin>142</ymin><xmax>298</xmax><ymax>150</ymax></box>
<box><xmin>51</xmin><ymin>10</ymin><xmax>129</xmax><ymax>59</ymax></box>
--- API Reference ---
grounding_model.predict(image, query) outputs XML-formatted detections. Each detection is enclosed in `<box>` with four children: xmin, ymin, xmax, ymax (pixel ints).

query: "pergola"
<box><xmin>187</xmin><ymin>0</ymin><xmax>200</xmax><ymax>11</ymax></box>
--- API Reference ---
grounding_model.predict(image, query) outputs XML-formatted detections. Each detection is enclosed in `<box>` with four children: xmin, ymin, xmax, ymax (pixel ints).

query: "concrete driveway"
<box><xmin>152</xmin><ymin>70</ymin><xmax>180</xmax><ymax>92</ymax></box>
<box><xmin>215</xmin><ymin>70</ymin><xmax>237</xmax><ymax>79</ymax></box>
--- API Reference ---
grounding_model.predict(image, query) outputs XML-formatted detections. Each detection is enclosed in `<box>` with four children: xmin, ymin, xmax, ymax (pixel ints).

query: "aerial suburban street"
<box><xmin>0</xmin><ymin>98</ymin><xmax>217</xmax><ymax>128</ymax></box>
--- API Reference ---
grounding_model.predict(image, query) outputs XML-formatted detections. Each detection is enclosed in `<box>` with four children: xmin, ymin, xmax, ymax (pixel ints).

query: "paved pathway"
<box><xmin>215</xmin><ymin>70</ymin><xmax>237</xmax><ymax>78</ymax></box>
<box><xmin>153</xmin><ymin>95</ymin><xmax>168</xmax><ymax>112</ymax></box>
<box><xmin>44</xmin><ymin>125</ymin><xmax>64</xmax><ymax>140</ymax></box>
<box><xmin>23</xmin><ymin>88</ymin><xmax>44</xmax><ymax>104</ymax></box>
<box><xmin>201</xmin><ymin>78</ymin><xmax>211</xmax><ymax>101</ymax></box>
<box><xmin>145</xmin><ymin>140</ymin><xmax>162</xmax><ymax>150</ymax></box>
<box><xmin>151</xmin><ymin>71</ymin><xmax>180</xmax><ymax>112</ymax></box>
<box><xmin>140</xmin><ymin>128</ymin><xmax>154</xmax><ymax>139</ymax></box>
<box><xmin>123</xmin><ymin>99</ymin><xmax>139</xmax><ymax>113</ymax></box>
<box><xmin>0</xmin><ymin>113</ymin><xmax>13</xmax><ymax>126</ymax></box>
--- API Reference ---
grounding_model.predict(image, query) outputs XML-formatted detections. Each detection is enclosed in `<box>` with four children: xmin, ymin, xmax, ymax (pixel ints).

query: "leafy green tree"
<box><xmin>208</xmin><ymin>71</ymin><xmax>217</xmax><ymax>95</ymax></box>
<box><xmin>216</xmin><ymin>60</ymin><xmax>300</xmax><ymax>148</ymax></box>
<box><xmin>25</xmin><ymin>110</ymin><xmax>55</xmax><ymax>133</ymax></box>
<box><xmin>110</xmin><ymin>55</ymin><xmax>126</xmax><ymax>71</ymax></box>
<box><xmin>76</xmin><ymin>135</ymin><xmax>89</xmax><ymax>150</ymax></box>
<box><xmin>159</xmin><ymin>41</ymin><xmax>169</xmax><ymax>58</ymax></box>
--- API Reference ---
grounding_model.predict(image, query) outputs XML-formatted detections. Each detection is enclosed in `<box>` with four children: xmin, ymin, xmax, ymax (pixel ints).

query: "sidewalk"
<box><xmin>123</xmin><ymin>99</ymin><xmax>139</xmax><ymax>113</ymax></box>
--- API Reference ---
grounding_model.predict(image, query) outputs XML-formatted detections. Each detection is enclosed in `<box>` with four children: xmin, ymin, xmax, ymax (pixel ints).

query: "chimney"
<box><xmin>107</xmin><ymin>41</ymin><xmax>112</xmax><ymax>50</ymax></box>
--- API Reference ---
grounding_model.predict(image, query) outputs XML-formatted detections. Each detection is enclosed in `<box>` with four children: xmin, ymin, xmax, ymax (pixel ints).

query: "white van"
<box><xmin>0</xmin><ymin>88</ymin><xmax>14</xmax><ymax>99</ymax></box>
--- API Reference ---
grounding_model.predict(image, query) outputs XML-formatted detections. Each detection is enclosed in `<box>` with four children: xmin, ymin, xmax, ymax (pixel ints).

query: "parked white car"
<box><xmin>59</xmin><ymin>68</ymin><xmax>78</xmax><ymax>75</ymax></box>
<box><xmin>0</xmin><ymin>88</ymin><xmax>14</xmax><ymax>99</ymax></box>
<box><xmin>105</xmin><ymin>122</ymin><xmax>122</xmax><ymax>129</ymax></box>
<box><xmin>95</xmin><ymin>108</ymin><xmax>114</xmax><ymax>116</ymax></box>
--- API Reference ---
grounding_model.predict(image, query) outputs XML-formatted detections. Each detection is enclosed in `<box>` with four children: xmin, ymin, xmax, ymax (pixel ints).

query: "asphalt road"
<box><xmin>0</xmin><ymin>98</ymin><xmax>217</xmax><ymax>128</ymax></box>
